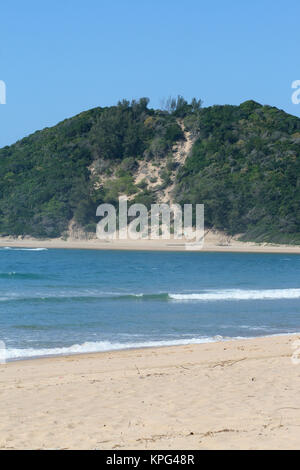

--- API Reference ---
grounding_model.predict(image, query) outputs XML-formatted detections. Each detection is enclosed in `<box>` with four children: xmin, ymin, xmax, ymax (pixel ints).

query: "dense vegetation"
<box><xmin>0</xmin><ymin>98</ymin><xmax>184</xmax><ymax>237</ymax></box>
<box><xmin>0</xmin><ymin>97</ymin><xmax>300</xmax><ymax>243</ymax></box>
<box><xmin>176</xmin><ymin>100</ymin><xmax>300</xmax><ymax>243</ymax></box>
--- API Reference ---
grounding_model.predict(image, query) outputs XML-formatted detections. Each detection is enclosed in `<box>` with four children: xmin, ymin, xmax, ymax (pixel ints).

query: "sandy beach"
<box><xmin>1</xmin><ymin>231</ymin><xmax>300</xmax><ymax>253</ymax></box>
<box><xmin>1</xmin><ymin>334</ymin><xmax>300</xmax><ymax>450</ymax></box>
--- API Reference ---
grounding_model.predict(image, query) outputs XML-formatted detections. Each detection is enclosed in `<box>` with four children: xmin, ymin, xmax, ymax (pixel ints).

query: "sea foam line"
<box><xmin>4</xmin><ymin>337</ymin><xmax>218</xmax><ymax>360</ymax></box>
<box><xmin>0</xmin><ymin>247</ymin><xmax>48</xmax><ymax>251</ymax></box>
<box><xmin>5</xmin><ymin>331</ymin><xmax>300</xmax><ymax>362</ymax></box>
<box><xmin>169</xmin><ymin>288</ymin><xmax>300</xmax><ymax>301</ymax></box>
<box><xmin>1</xmin><ymin>288</ymin><xmax>300</xmax><ymax>303</ymax></box>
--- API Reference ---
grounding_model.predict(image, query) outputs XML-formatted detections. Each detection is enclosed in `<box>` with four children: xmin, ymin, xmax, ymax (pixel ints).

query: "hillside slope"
<box><xmin>176</xmin><ymin>101</ymin><xmax>300</xmax><ymax>243</ymax></box>
<box><xmin>0</xmin><ymin>98</ymin><xmax>299</xmax><ymax>243</ymax></box>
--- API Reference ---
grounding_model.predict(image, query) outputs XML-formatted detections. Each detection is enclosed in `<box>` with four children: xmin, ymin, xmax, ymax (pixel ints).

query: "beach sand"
<box><xmin>1</xmin><ymin>334</ymin><xmax>300</xmax><ymax>450</ymax></box>
<box><xmin>1</xmin><ymin>231</ymin><xmax>300</xmax><ymax>253</ymax></box>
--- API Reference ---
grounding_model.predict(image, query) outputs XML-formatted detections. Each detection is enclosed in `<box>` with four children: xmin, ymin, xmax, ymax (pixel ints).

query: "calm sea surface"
<box><xmin>1</xmin><ymin>247</ymin><xmax>300</xmax><ymax>360</ymax></box>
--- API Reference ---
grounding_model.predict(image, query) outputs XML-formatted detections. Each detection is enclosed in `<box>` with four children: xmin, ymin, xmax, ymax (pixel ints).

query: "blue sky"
<box><xmin>0</xmin><ymin>0</ymin><xmax>299</xmax><ymax>147</ymax></box>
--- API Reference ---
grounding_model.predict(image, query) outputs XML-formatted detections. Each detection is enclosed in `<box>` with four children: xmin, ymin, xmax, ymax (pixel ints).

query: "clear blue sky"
<box><xmin>0</xmin><ymin>0</ymin><xmax>299</xmax><ymax>148</ymax></box>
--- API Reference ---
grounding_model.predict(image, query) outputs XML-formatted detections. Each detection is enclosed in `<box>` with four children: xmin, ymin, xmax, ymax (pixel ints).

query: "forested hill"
<box><xmin>0</xmin><ymin>97</ymin><xmax>300</xmax><ymax>243</ymax></box>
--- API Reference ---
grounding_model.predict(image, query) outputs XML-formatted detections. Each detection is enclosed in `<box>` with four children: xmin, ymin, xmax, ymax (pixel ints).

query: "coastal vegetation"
<box><xmin>0</xmin><ymin>97</ymin><xmax>299</xmax><ymax>243</ymax></box>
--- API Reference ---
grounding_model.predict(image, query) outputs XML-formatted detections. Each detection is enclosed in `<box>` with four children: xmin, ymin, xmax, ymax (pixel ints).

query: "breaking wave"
<box><xmin>1</xmin><ymin>288</ymin><xmax>300</xmax><ymax>303</ymax></box>
<box><xmin>4</xmin><ymin>337</ymin><xmax>220</xmax><ymax>360</ymax></box>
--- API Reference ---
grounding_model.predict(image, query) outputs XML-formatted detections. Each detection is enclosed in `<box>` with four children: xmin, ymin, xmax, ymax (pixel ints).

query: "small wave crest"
<box><xmin>1</xmin><ymin>288</ymin><xmax>300</xmax><ymax>303</ymax></box>
<box><xmin>0</xmin><ymin>247</ymin><xmax>48</xmax><ymax>251</ymax></box>
<box><xmin>169</xmin><ymin>288</ymin><xmax>300</xmax><ymax>301</ymax></box>
<box><xmin>0</xmin><ymin>272</ymin><xmax>46</xmax><ymax>280</ymax></box>
<box><xmin>0</xmin><ymin>291</ymin><xmax>170</xmax><ymax>303</ymax></box>
<box><xmin>4</xmin><ymin>337</ymin><xmax>219</xmax><ymax>360</ymax></box>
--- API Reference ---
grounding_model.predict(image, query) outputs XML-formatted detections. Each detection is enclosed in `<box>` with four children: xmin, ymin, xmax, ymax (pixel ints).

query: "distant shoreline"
<box><xmin>2</xmin><ymin>235</ymin><xmax>300</xmax><ymax>254</ymax></box>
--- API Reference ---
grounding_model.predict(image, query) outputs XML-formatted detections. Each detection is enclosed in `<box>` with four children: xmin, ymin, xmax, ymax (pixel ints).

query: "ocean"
<box><xmin>1</xmin><ymin>247</ymin><xmax>300</xmax><ymax>361</ymax></box>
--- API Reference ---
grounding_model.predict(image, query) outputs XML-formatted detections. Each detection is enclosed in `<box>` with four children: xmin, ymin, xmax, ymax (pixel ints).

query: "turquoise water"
<box><xmin>1</xmin><ymin>247</ymin><xmax>300</xmax><ymax>360</ymax></box>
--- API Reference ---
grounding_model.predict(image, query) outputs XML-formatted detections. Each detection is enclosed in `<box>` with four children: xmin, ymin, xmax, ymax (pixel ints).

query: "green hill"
<box><xmin>0</xmin><ymin>97</ymin><xmax>300</xmax><ymax>243</ymax></box>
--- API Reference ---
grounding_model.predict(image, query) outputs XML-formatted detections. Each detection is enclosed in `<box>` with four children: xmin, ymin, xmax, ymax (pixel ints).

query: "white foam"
<box><xmin>169</xmin><ymin>288</ymin><xmax>300</xmax><ymax>301</ymax></box>
<box><xmin>1</xmin><ymin>247</ymin><xmax>48</xmax><ymax>251</ymax></box>
<box><xmin>4</xmin><ymin>337</ymin><xmax>218</xmax><ymax>360</ymax></box>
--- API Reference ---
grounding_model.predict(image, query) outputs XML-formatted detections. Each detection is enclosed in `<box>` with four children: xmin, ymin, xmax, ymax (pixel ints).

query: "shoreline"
<box><xmin>5</xmin><ymin>331</ymin><xmax>300</xmax><ymax>364</ymax></box>
<box><xmin>2</xmin><ymin>236</ymin><xmax>300</xmax><ymax>254</ymax></box>
<box><xmin>1</xmin><ymin>333</ymin><xmax>300</xmax><ymax>449</ymax></box>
